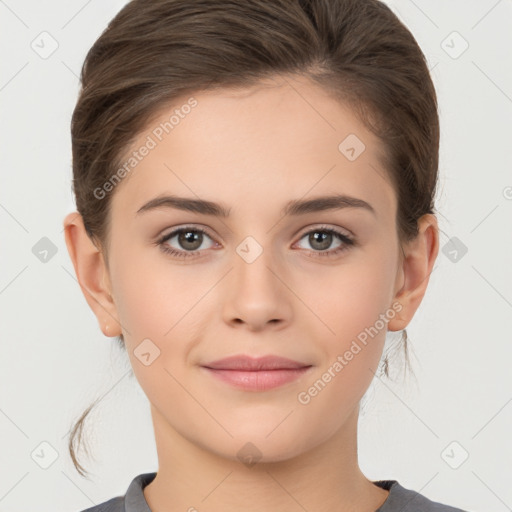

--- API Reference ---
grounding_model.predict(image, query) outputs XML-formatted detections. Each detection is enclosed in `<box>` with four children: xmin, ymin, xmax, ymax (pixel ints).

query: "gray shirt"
<box><xmin>79</xmin><ymin>472</ymin><xmax>469</xmax><ymax>511</ymax></box>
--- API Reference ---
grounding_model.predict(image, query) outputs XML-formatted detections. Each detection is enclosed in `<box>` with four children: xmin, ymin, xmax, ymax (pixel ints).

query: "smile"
<box><xmin>200</xmin><ymin>366</ymin><xmax>313</xmax><ymax>391</ymax></box>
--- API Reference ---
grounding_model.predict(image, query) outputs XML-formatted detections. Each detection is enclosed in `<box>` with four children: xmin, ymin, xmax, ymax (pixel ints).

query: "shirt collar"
<box><xmin>122</xmin><ymin>473</ymin><xmax>401</xmax><ymax>512</ymax></box>
<box><xmin>124</xmin><ymin>472</ymin><xmax>156</xmax><ymax>512</ymax></box>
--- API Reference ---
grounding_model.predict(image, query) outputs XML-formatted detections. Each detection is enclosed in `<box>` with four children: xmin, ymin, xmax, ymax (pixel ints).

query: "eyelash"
<box><xmin>156</xmin><ymin>225</ymin><xmax>355</xmax><ymax>260</ymax></box>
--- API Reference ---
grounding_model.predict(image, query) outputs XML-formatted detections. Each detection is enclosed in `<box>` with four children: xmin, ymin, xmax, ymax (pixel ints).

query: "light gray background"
<box><xmin>1</xmin><ymin>1</ymin><xmax>511</xmax><ymax>511</ymax></box>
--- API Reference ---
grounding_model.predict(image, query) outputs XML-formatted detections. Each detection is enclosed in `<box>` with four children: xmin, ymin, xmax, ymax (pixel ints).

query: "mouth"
<box><xmin>200</xmin><ymin>354</ymin><xmax>313</xmax><ymax>391</ymax></box>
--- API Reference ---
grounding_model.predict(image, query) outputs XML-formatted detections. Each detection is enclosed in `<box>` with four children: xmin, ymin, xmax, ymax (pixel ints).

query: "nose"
<box><xmin>220</xmin><ymin>244</ymin><xmax>292</xmax><ymax>332</ymax></box>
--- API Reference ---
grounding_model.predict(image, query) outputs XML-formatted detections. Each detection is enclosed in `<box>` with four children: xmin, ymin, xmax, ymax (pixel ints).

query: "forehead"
<box><xmin>110</xmin><ymin>75</ymin><xmax>396</xmax><ymax>222</ymax></box>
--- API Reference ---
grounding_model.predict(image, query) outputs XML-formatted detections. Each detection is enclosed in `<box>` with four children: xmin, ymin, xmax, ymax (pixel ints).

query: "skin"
<box><xmin>64</xmin><ymin>74</ymin><xmax>439</xmax><ymax>512</ymax></box>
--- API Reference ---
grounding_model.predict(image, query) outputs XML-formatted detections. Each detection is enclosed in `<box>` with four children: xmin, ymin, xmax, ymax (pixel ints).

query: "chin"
<box><xmin>224</xmin><ymin>430</ymin><xmax>312</xmax><ymax>465</ymax></box>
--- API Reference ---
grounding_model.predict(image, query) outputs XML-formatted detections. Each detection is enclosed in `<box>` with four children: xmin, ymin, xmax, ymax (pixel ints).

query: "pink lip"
<box><xmin>200</xmin><ymin>355</ymin><xmax>313</xmax><ymax>391</ymax></box>
<box><xmin>202</xmin><ymin>354</ymin><xmax>310</xmax><ymax>371</ymax></box>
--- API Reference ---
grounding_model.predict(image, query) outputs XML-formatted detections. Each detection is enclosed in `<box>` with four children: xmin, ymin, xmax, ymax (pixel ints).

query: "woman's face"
<box><xmin>103</xmin><ymin>75</ymin><xmax>406</xmax><ymax>462</ymax></box>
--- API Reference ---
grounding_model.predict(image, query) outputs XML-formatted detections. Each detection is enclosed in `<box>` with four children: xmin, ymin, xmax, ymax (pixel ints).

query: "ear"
<box><xmin>63</xmin><ymin>211</ymin><xmax>121</xmax><ymax>337</ymax></box>
<box><xmin>387</xmin><ymin>213</ymin><xmax>440</xmax><ymax>332</ymax></box>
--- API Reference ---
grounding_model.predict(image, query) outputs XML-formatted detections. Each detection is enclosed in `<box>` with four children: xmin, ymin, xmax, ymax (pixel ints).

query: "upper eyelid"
<box><xmin>160</xmin><ymin>224</ymin><xmax>353</xmax><ymax>245</ymax></box>
<box><xmin>160</xmin><ymin>225</ymin><xmax>216</xmax><ymax>242</ymax></box>
<box><xmin>297</xmin><ymin>224</ymin><xmax>353</xmax><ymax>238</ymax></box>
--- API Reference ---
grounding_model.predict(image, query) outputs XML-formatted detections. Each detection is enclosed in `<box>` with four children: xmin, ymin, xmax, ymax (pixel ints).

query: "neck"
<box><xmin>143</xmin><ymin>404</ymin><xmax>389</xmax><ymax>512</ymax></box>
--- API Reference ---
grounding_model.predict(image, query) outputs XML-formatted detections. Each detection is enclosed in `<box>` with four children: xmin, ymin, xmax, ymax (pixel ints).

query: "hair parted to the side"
<box><xmin>67</xmin><ymin>0</ymin><xmax>439</xmax><ymax>477</ymax></box>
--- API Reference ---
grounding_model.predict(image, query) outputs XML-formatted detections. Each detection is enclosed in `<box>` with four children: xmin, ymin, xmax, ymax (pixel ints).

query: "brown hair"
<box><xmin>68</xmin><ymin>0</ymin><xmax>439</xmax><ymax>477</ymax></box>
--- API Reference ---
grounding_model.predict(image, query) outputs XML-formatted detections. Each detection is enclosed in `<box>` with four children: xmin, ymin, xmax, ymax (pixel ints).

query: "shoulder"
<box><xmin>77</xmin><ymin>472</ymin><xmax>157</xmax><ymax>512</ymax></box>
<box><xmin>375</xmin><ymin>480</ymin><xmax>470</xmax><ymax>512</ymax></box>
<box><xmin>78</xmin><ymin>496</ymin><xmax>124</xmax><ymax>512</ymax></box>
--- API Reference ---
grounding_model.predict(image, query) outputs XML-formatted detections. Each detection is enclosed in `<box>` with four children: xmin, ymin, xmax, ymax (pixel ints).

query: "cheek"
<box><xmin>110</xmin><ymin>249</ymin><xmax>214</xmax><ymax>380</ymax></box>
<box><xmin>308</xmin><ymin>245</ymin><xmax>398</xmax><ymax>340</ymax></box>
<box><xmin>111</xmin><ymin>242</ymin><xmax>199</xmax><ymax>333</ymax></box>
<box><xmin>302</xmin><ymin>243</ymin><xmax>398</xmax><ymax>390</ymax></box>
<box><xmin>110</xmin><ymin>258</ymin><xmax>197</xmax><ymax>406</ymax></box>
<box><xmin>295</xmin><ymin>264</ymin><xmax>395</xmax><ymax>427</ymax></box>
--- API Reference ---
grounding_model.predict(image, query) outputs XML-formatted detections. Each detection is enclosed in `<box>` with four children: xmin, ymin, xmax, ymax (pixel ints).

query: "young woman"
<box><xmin>63</xmin><ymin>0</ymin><xmax>468</xmax><ymax>510</ymax></box>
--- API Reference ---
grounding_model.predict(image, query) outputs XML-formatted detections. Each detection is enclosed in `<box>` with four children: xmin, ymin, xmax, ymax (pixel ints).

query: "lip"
<box><xmin>202</xmin><ymin>354</ymin><xmax>310</xmax><ymax>371</ymax></box>
<box><xmin>200</xmin><ymin>355</ymin><xmax>313</xmax><ymax>391</ymax></box>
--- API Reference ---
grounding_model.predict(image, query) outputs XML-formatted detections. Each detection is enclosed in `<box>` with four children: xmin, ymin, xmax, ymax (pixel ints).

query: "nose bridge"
<box><xmin>220</xmin><ymin>229</ymin><xmax>291</xmax><ymax>328</ymax></box>
<box><xmin>233</xmin><ymin>231</ymin><xmax>281</xmax><ymax>293</ymax></box>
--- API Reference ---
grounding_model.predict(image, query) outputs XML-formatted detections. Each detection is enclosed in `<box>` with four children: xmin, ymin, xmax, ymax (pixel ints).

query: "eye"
<box><xmin>156</xmin><ymin>224</ymin><xmax>356</xmax><ymax>260</ymax></box>
<box><xmin>157</xmin><ymin>226</ymin><xmax>217</xmax><ymax>259</ymax></box>
<box><xmin>294</xmin><ymin>225</ymin><xmax>355</xmax><ymax>258</ymax></box>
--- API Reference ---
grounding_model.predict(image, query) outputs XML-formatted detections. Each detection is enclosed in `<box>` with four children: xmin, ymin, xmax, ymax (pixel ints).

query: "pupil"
<box><xmin>180</xmin><ymin>230</ymin><xmax>201</xmax><ymax>250</ymax></box>
<box><xmin>311</xmin><ymin>231</ymin><xmax>331</xmax><ymax>250</ymax></box>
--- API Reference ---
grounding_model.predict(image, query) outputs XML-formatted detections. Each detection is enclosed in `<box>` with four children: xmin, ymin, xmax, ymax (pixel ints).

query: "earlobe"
<box><xmin>387</xmin><ymin>214</ymin><xmax>440</xmax><ymax>332</ymax></box>
<box><xmin>63</xmin><ymin>211</ymin><xmax>121</xmax><ymax>337</ymax></box>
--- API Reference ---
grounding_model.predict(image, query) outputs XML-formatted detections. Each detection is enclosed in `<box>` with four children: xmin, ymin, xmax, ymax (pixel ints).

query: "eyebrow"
<box><xmin>136</xmin><ymin>193</ymin><xmax>376</xmax><ymax>218</ymax></box>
